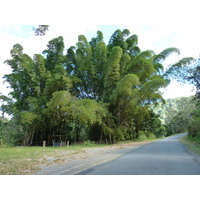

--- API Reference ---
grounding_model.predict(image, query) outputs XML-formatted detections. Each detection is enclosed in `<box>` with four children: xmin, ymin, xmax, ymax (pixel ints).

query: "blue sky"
<box><xmin>1</xmin><ymin>25</ymin><xmax>33</xmax><ymax>39</ymax></box>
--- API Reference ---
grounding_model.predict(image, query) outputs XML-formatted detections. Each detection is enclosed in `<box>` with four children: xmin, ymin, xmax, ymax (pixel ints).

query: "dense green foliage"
<box><xmin>153</xmin><ymin>97</ymin><xmax>196</xmax><ymax>135</ymax></box>
<box><xmin>187</xmin><ymin>59</ymin><xmax>200</xmax><ymax>141</ymax></box>
<box><xmin>1</xmin><ymin>29</ymin><xmax>181</xmax><ymax>146</ymax></box>
<box><xmin>166</xmin><ymin>57</ymin><xmax>200</xmax><ymax>141</ymax></box>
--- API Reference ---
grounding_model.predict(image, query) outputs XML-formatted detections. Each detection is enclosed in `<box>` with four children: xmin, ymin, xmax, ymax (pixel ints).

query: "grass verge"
<box><xmin>0</xmin><ymin>143</ymin><xmax>107</xmax><ymax>175</ymax></box>
<box><xmin>180</xmin><ymin>135</ymin><xmax>200</xmax><ymax>155</ymax></box>
<box><xmin>0</xmin><ymin>137</ymin><xmax>161</xmax><ymax>175</ymax></box>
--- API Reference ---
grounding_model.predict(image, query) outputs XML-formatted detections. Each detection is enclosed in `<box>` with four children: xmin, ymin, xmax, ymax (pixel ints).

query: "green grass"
<box><xmin>0</xmin><ymin>137</ymin><xmax>162</xmax><ymax>175</ymax></box>
<box><xmin>0</xmin><ymin>146</ymin><xmax>47</xmax><ymax>175</ymax></box>
<box><xmin>0</xmin><ymin>143</ymin><xmax>108</xmax><ymax>175</ymax></box>
<box><xmin>180</xmin><ymin>135</ymin><xmax>200</xmax><ymax>155</ymax></box>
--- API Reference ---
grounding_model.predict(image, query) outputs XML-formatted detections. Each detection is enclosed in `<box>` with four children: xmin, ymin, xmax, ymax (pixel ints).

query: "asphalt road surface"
<box><xmin>77</xmin><ymin>133</ymin><xmax>200</xmax><ymax>175</ymax></box>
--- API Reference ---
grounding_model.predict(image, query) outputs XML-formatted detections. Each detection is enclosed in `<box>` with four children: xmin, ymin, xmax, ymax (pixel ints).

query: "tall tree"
<box><xmin>103</xmin><ymin>46</ymin><xmax>122</xmax><ymax>101</ymax></box>
<box><xmin>1</xmin><ymin>29</ymin><xmax>184</xmax><ymax>145</ymax></box>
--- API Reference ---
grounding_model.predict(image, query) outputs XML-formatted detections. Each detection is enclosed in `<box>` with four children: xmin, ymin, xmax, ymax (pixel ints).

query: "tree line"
<box><xmin>0</xmin><ymin>27</ymin><xmax>197</xmax><ymax>146</ymax></box>
<box><xmin>166</xmin><ymin>58</ymin><xmax>200</xmax><ymax>142</ymax></box>
<box><xmin>153</xmin><ymin>96</ymin><xmax>196</xmax><ymax>136</ymax></box>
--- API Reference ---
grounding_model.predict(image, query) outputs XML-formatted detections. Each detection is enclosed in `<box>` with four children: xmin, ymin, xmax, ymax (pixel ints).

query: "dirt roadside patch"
<box><xmin>34</xmin><ymin>140</ymin><xmax>156</xmax><ymax>175</ymax></box>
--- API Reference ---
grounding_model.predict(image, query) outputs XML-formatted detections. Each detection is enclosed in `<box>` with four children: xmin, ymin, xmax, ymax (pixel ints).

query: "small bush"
<box><xmin>146</xmin><ymin>132</ymin><xmax>156</xmax><ymax>139</ymax></box>
<box><xmin>83</xmin><ymin>140</ymin><xmax>95</xmax><ymax>146</ymax></box>
<box><xmin>138</xmin><ymin>131</ymin><xmax>147</xmax><ymax>140</ymax></box>
<box><xmin>188</xmin><ymin>120</ymin><xmax>200</xmax><ymax>141</ymax></box>
<box><xmin>154</xmin><ymin>126</ymin><xmax>167</xmax><ymax>138</ymax></box>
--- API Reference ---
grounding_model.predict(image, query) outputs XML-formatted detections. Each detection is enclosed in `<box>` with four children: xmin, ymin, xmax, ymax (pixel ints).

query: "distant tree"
<box><xmin>153</xmin><ymin>97</ymin><xmax>196</xmax><ymax>135</ymax></box>
<box><xmin>187</xmin><ymin>58</ymin><xmax>200</xmax><ymax>140</ymax></box>
<box><xmin>34</xmin><ymin>25</ymin><xmax>49</xmax><ymax>36</ymax></box>
<box><xmin>165</xmin><ymin>56</ymin><xmax>200</xmax><ymax>140</ymax></box>
<box><xmin>187</xmin><ymin>58</ymin><xmax>200</xmax><ymax>99</ymax></box>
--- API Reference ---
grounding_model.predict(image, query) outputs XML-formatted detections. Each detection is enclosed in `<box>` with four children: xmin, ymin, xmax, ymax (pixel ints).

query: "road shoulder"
<box><xmin>34</xmin><ymin>140</ymin><xmax>156</xmax><ymax>175</ymax></box>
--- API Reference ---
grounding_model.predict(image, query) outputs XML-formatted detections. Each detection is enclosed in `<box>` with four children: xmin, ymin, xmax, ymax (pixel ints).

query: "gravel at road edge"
<box><xmin>34</xmin><ymin>140</ymin><xmax>155</xmax><ymax>175</ymax></box>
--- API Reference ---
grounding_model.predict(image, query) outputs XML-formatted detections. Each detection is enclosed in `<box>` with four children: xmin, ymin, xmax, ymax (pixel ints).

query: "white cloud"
<box><xmin>161</xmin><ymin>81</ymin><xmax>195</xmax><ymax>99</ymax></box>
<box><xmin>129</xmin><ymin>24</ymin><xmax>200</xmax><ymax>57</ymax></box>
<box><xmin>0</xmin><ymin>26</ymin><xmax>29</xmax><ymax>96</ymax></box>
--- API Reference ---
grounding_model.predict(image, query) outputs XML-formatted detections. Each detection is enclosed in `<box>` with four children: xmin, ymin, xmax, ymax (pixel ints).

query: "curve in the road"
<box><xmin>77</xmin><ymin>133</ymin><xmax>200</xmax><ymax>175</ymax></box>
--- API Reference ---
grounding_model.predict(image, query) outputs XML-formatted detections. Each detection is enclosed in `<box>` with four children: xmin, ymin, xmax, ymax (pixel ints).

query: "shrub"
<box><xmin>154</xmin><ymin>126</ymin><xmax>167</xmax><ymax>138</ymax></box>
<box><xmin>138</xmin><ymin>131</ymin><xmax>147</xmax><ymax>140</ymax></box>
<box><xmin>83</xmin><ymin>140</ymin><xmax>95</xmax><ymax>146</ymax></box>
<box><xmin>188</xmin><ymin>119</ymin><xmax>200</xmax><ymax>140</ymax></box>
<box><xmin>146</xmin><ymin>132</ymin><xmax>156</xmax><ymax>139</ymax></box>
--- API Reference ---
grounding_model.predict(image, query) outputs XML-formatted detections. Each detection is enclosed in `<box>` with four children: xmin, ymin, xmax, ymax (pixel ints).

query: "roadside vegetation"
<box><xmin>153</xmin><ymin>96</ymin><xmax>196</xmax><ymax>136</ymax></box>
<box><xmin>0</xmin><ymin>142</ymin><xmax>108</xmax><ymax>175</ymax></box>
<box><xmin>168</xmin><ymin>57</ymin><xmax>200</xmax><ymax>144</ymax></box>
<box><xmin>0</xmin><ymin>138</ymin><xmax>158</xmax><ymax>175</ymax></box>
<box><xmin>180</xmin><ymin>135</ymin><xmax>200</xmax><ymax>155</ymax></box>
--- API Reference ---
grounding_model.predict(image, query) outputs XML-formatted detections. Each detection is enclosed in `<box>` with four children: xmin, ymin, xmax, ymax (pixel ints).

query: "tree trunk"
<box><xmin>100</xmin><ymin>129</ymin><xmax>103</xmax><ymax>143</ymax></box>
<box><xmin>76</xmin><ymin>123</ymin><xmax>81</xmax><ymax>142</ymax></box>
<box><xmin>109</xmin><ymin>134</ymin><xmax>112</xmax><ymax>144</ymax></box>
<box><xmin>171</xmin><ymin>124</ymin><xmax>174</xmax><ymax>134</ymax></box>
<box><xmin>135</xmin><ymin>126</ymin><xmax>139</xmax><ymax>139</ymax></box>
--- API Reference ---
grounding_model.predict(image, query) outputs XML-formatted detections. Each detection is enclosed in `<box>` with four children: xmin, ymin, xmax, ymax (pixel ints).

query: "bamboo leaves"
<box><xmin>2</xmin><ymin>28</ymin><xmax>183</xmax><ymax>144</ymax></box>
<box><xmin>110</xmin><ymin>74</ymin><xmax>139</xmax><ymax>101</ymax></box>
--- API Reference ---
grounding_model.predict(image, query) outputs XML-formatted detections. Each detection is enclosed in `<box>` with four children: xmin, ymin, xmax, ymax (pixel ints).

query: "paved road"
<box><xmin>77</xmin><ymin>133</ymin><xmax>200</xmax><ymax>175</ymax></box>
